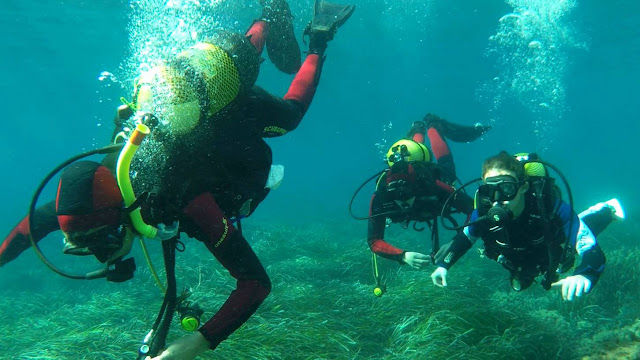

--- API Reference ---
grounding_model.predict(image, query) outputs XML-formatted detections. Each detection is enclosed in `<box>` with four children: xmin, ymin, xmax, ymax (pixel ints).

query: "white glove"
<box><xmin>403</xmin><ymin>252</ymin><xmax>431</xmax><ymax>270</ymax></box>
<box><xmin>154</xmin><ymin>221</ymin><xmax>180</xmax><ymax>241</ymax></box>
<box><xmin>551</xmin><ymin>275</ymin><xmax>592</xmax><ymax>301</ymax></box>
<box><xmin>430</xmin><ymin>267</ymin><xmax>448</xmax><ymax>287</ymax></box>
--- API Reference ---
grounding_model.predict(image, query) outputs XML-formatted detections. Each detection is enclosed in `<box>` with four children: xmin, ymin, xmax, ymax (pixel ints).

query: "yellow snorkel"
<box><xmin>116</xmin><ymin>122</ymin><xmax>166</xmax><ymax>292</ymax></box>
<box><xmin>116</xmin><ymin>123</ymin><xmax>158</xmax><ymax>239</ymax></box>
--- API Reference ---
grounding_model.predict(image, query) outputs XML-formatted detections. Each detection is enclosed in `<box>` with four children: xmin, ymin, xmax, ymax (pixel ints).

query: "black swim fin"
<box><xmin>261</xmin><ymin>0</ymin><xmax>301</xmax><ymax>74</ymax></box>
<box><xmin>309</xmin><ymin>0</ymin><xmax>355</xmax><ymax>35</ymax></box>
<box><xmin>424</xmin><ymin>113</ymin><xmax>491</xmax><ymax>143</ymax></box>
<box><xmin>303</xmin><ymin>0</ymin><xmax>355</xmax><ymax>55</ymax></box>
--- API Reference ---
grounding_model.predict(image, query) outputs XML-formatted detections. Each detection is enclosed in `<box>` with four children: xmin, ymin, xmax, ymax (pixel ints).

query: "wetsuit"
<box><xmin>367</xmin><ymin>124</ymin><xmax>475</xmax><ymax>263</ymax></box>
<box><xmin>0</xmin><ymin>19</ymin><xmax>323</xmax><ymax>350</ymax></box>
<box><xmin>437</xmin><ymin>198</ymin><xmax>609</xmax><ymax>289</ymax></box>
<box><xmin>178</xmin><ymin>20</ymin><xmax>324</xmax><ymax>348</ymax></box>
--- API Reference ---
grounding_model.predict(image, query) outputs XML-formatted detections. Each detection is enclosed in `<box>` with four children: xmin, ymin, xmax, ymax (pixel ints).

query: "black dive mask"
<box><xmin>476</xmin><ymin>177</ymin><xmax>519</xmax><ymax>231</ymax></box>
<box><xmin>478</xmin><ymin>175</ymin><xmax>522</xmax><ymax>202</ymax></box>
<box><xmin>63</xmin><ymin>225</ymin><xmax>128</xmax><ymax>263</ymax></box>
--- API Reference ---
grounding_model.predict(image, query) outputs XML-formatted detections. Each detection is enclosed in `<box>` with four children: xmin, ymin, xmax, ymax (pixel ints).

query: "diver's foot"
<box><xmin>305</xmin><ymin>0</ymin><xmax>355</xmax><ymax>55</ymax></box>
<box><xmin>605</xmin><ymin>198</ymin><xmax>625</xmax><ymax>220</ymax></box>
<box><xmin>261</xmin><ymin>0</ymin><xmax>301</xmax><ymax>74</ymax></box>
<box><xmin>407</xmin><ymin>120</ymin><xmax>427</xmax><ymax>139</ymax></box>
<box><xmin>423</xmin><ymin>113</ymin><xmax>491</xmax><ymax>143</ymax></box>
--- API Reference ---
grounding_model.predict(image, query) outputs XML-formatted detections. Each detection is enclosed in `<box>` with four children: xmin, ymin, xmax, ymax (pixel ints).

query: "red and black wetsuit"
<box><xmin>0</xmin><ymin>20</ymin><xmax>323</xmax><ymax>350</ymax></box>
<box><xmin>176</xmin><ymin>20</ymin><xmax>324</xmax><ymax>348</ymax></box>
<box><xmin>367</xmin><ymin>126</ymin><xmax>474</xmax><ymax>263</ymax></box>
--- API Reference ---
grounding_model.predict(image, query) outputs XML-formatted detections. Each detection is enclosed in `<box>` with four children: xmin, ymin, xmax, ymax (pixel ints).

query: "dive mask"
<box><xmin>63</xmin><ymin>225</ymin><xmax>129</xmax><ymax>263</ymax></box>
<box><xmin>479</xmin><ymin>175</ymin><xmax>522</xmax><ymax>202</ymax></box>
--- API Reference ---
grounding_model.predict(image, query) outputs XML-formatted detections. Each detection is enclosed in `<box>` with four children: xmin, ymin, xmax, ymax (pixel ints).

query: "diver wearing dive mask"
<box><xmin>476</xmin><ymin>174</ymin><xmax>529</xmax><ymax>231</ymax></box>
<box><xmin>431</xmin><ymin>151</ymin><xmax>621</xmax><ymax>301</ymax></box>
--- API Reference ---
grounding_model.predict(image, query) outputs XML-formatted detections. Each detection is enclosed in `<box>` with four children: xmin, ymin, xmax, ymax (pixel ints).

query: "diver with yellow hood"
<box><xmin>350</xmin><ymin>114</ymin><xmax>490</xmax><ymax>295</ymax></box>
<box><xmin>1</xmin><ymin>1</ymin><xmax>356</xmax><ymax>359</ymax></box>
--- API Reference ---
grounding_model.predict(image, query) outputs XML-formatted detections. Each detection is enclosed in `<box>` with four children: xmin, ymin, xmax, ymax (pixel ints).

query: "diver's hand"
<box><xmin>551</xmin><ymin>275</ymin><xmax>592</xmax><ymax>301</ymax></box>
<box><xmin>433</xmin><ymin>241</ymin><xmax>453</xmax><ymax>265</ymax></box>
<box><xmin>154</xmin><ymin>221</ymin><xmax>180</xmax><ymax>241</ymax></box>
<box><xmin>145</xmin><ymin>332</ymin><xmax>210</xmax><ymax>360</ymax></box>
<box><xmin>430</xmin><ymin>267</ymin><xmax>448</xmax><ymax>287</ymax></box>
<box><xmin>403</xmin><ymin>252</ymin><xmax>431</xmax><ymax>270</ymax></box>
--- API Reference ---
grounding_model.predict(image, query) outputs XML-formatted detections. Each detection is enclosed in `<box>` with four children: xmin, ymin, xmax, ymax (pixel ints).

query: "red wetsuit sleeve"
<box><xmin>0</xmin><ymin>202</ymin><xmax>58</xmax><ymax>267</ymax></box>
<box><xmin>367</xmin><ymin>193</ymin><xmax>405</xmax><ymax>263</ymax></box>
<box><xmin>283</xmin><ymin>54</ymin><xmax>323</xmax><ymax>113</ymax></box>
<box><xmin>181</xmin><ymin>192</ymin><xmax>271</xmax><ymax>350</ymax></box>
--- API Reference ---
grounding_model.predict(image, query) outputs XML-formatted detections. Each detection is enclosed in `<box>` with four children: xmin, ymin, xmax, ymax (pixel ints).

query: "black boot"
<box><xmin>406</xmin><ymin>120</ymin><xmax>427</xmax><ymax>139</ymax></box>
<box><xmin>261</xmin><ymin>0</ymin><xmax>301</xmax><ymax>74</ymax></box>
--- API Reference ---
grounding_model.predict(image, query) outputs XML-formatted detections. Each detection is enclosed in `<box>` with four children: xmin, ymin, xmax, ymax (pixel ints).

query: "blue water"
<box><xmin>1</xmin><ymin>0</ymin><xmax>637</xmax><ymax>227</ymax></box>
<box><xmin>0</xmin><ymin>0</ymin><xmax>638</xmax><ymax>356</ymax></box>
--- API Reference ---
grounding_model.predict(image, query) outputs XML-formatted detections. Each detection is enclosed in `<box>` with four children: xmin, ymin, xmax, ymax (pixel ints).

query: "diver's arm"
<box><xmin>367</xmin><ymin>193</ymin><xmax>405</xmax><ymax>263</ymax></box>
<box><xmin>181</xmin><ymin>192</ymin><xmax>271</xmax><ymax>350</ymax></box>
<box><xmin>435</xmin><ymin>229</ymin><xmax>473</xmax><ymax>270</ymax></box>
<box><xmin>431</xmin><ymin>227</ymin><xmax>477</xmax><ymax>287</ymax></box>
<box><xmin>435</xmin><ymin>211</ymin><xmax>481</xmax><ymax>269</ymax></box>
<box><xmin>0</xmin><ymin>202</ymin><xmax>59</xmax><ymax>267</ymax></box>
<box><xmin>558</xmin><ymin>201</ymin><xmax>605</xmax><ymax>286</ymax></box>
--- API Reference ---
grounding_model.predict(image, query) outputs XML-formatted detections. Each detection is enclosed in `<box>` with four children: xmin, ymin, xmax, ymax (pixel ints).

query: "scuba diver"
<box><xmin>0</xmin><ymin>1</ymin><xmax>356</xmax><ymax>359</ymax></box>
<box><xmin>360</xmin><ymin>114</ymin><xmax>490</xmax><ymax>280</ymax></box>
<box><xmin>430</xmin><ymin>151</ymin><xmax>625</xmax><ymax>301</ymax></box>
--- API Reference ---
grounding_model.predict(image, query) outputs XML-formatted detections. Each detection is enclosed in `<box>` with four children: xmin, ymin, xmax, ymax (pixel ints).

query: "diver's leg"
<box><xmin>423</xmin><ymin>113</ymin><xmax>491</xmax><ymax>143</ymax></box>
<box><xmin>579</xmin><ymin>198</ymin><xmax>625</xmax><ymax>237</ymax></box>
<box><xmin>407</xmin><ymin>121</ymin><xmax>427</xmax><ymax>144</ymax></box>
<box><xmin>427</xmin><ymin>126</ymin><xmax>457</xmax><ymax>184</ymax></box>
<box><xmin>259</xmin><ymin>0</ymin><xmax>301</xmax><ymax>74</ymax></box>
<box><xmin>245</xmin><ymin>20</ymin><xmax>269</xmax><ymax>55</ymax></box>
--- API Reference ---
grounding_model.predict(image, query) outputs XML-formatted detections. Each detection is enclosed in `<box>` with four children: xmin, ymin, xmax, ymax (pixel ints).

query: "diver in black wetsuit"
<box><xmin>431</xmin><ymin>151</ymin><xmax>624</xmax><ymax>302</ymax></box>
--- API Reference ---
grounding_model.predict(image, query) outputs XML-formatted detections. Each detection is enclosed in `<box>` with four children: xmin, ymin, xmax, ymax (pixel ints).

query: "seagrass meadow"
<box><xmin>1</xmin><ymin>219</ymin><xmax>638</xmax><ymax>360</ymax></box>
<box><xmin>1</xmin><ymin>0</ymin><xmax>639</xmax><ymax>359</ymax></box>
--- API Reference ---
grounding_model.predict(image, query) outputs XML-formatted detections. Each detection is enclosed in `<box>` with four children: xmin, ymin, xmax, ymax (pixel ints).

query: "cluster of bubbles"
<box><xmin>375</xmin><ymin>120</ymin><xmax>394</xmax><ymax>163</ymax></box>
<box><xmin>120</xmin><ymin>0</ymin><xmax>225</xmax><ymax>98</ymax></box>
<box><xmin>106</xmin><ymin>0</ymin><xmax>229</xmax><ymax>191</ymax></box>
<box><xmin>480</xmin><ymin>0</ymin><xmax>585</xmax><ymax>151</ymax></box>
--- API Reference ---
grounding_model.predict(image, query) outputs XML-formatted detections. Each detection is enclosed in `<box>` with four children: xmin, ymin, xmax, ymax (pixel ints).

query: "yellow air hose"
<box><xmin>116</xmin><ymin>123</ymin><xmax>166</xmax><ymax>292</ymax></box>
